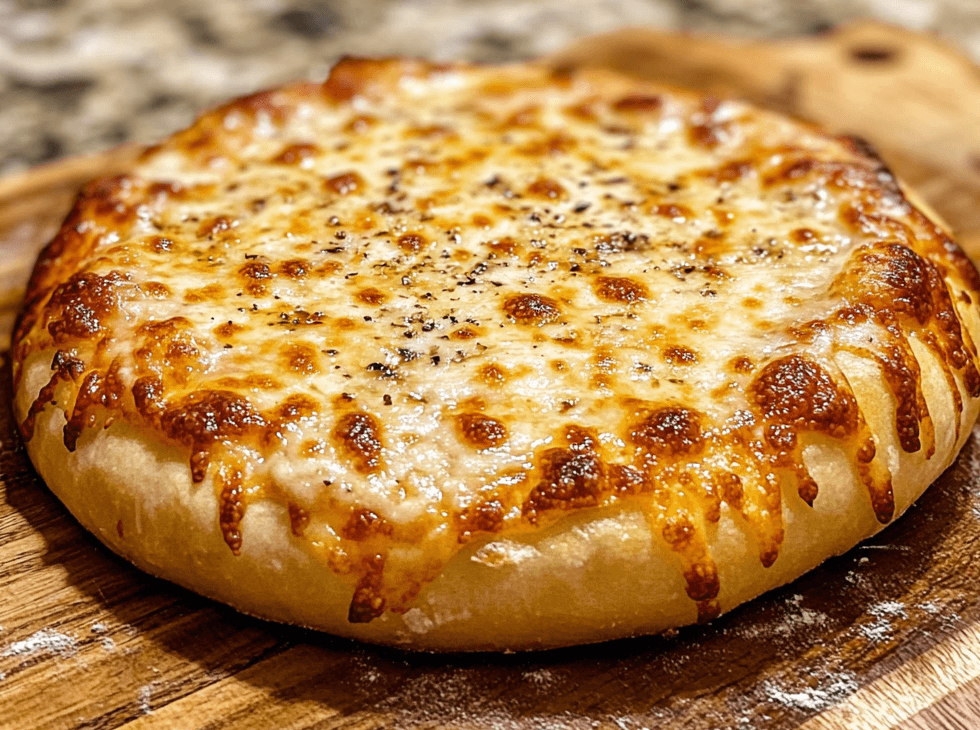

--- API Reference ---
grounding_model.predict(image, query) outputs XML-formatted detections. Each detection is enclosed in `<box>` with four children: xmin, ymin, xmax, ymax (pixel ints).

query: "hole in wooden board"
<box><xmin>849</xmin><ymin>45</ymin><xmax>901</xmax><ymax>63</ymax></box>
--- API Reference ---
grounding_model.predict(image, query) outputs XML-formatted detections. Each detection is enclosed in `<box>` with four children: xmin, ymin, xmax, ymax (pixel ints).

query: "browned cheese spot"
<box><xmin>214</xmin><ymin>320</ymin><xmax>244</xmax><ymax>340</ymax></box>
<box><xmin>238</xmin><ymin>261</ymin><xmax>273</xmax><ymax>296</ymax></box>
<box><xmin>843</xmin><ymin>242</ymin><xmax>934</xmax><ymax>324</ymax></box>
<box><xmin>459</xmin><ymin>499</ymin><xmax>506</xmax><ymax>538</ymax></box>
<box><xmin>485</xmin><ymin>237</ymin><xmax>521</xmax><ymax>258</ymax></box>
<box><xmin>662</xmin><ymin>513</ymin><xmax>720</xmax><ymax>602</ymax></box>
<box><xmin>147</xmin><ymin>181</ymin><xmax>187</xmax><ymax>200</ymax></box>
<box><xmin>63</xmin><ymin>363</ymin><xmax>125</xmax><ymax>450</ymax></box>
<box><xmin>301</xmin><ymin>439</ymin><xmax>326</xmax><ymax>457</ymax></box>
<box><xmin>612</xmin><ymin>94</ymin><xmax>662</xmax><ymax>113</ymax></box>
<box><xmin>791</xmin><ymin>228</ymin><xmax>817</xmax><ymax>243</ymax></box>
<box><xmin>663</xmin><ymin>346</ymin><xmax>699</xmax><ymax>365</ymax></box>
<box><xmin>479</xmin><ymin>363</ymin><xmax>507</xmax><ymax>386</ymax></box>
<box><xmin>712</xmin><ymin>159</ymin><xmax>753</xmax><ymax>182</ymax></box>
<box><xmin>197</xmin><ymin>216</ymin><xmax>234</xmax><ymax>239</ymax></box>
<box><xmin>321</xmin><ymin>57</ymin><xmax>393</xmax><ymax>102</ymax></box>
<box><xmin>751</xmin><ymin>355</ymin><xmax>858</xmax><ymax>442</ymax></box>
<box><xmin>717</xmin><ymin>472</ymin><xmax>744</xmax><ymax>511</ymax></box>
<box><xmin>831</xmin><ymin>241</ymin><xmax>974</xmax><ymax>452</ymax></box>
<box><xmin>503</xmin><ymin>293</ymin><xmax>561</xmax><ymax>325</ymax></box>
<box><xmin>519</xmin><ymin>133</ymin><xmax>576</xmax><ymax>157</ymax></box>
<box><xmin>22</xmin><ymin>350</ymin><xmax>85</xmax><ymax>441</ymax></box>
<box><xmin>218</xmin><ymin>464</ymin><xmax>246</xmax><ymax>554</ymax></box>
<box><xmin>630</xmin><ymin>406</ymin><xmax>704</xmax><ymax>456</ymax></box>
<box><xmin>134</xmin><ymin>318</ymin><xmax>205</xmax><ymax>383</ymax></box>
<box><xmin>279</xmin><ymin>259</ymin><xmax>310</xmax><ymax>279</ymax></box>
<box><xmin>523</xmin><ymin>446</ymin><xmax>605</xmax><ymax>522</ymax></box>
<box><xmin>288</xmin><ymin>503</ymin><xmax>310</xmax><ymax>536</ymax></box>
<box><xmin>345</xmin><ymin>115</ymin><xmax>377</xmax><ymax>134</ymax></box>
<box><xmin>131</xmin><ymin>375</ymin><xmax>165</xmax><ymax>421</ymax></box>
<box><xmin>273</xmin><ymin>143</ymin><xmax>320</xmax><ymax>165</ymax></box>
<box><xmin>731</xmin><ymin>356</ymin><xmax>754</xmax><ymax>374</ymax></box>
<box><xmin>143</xmin><ymin>282</ymin><xmax>171</xmax><ymax>298</ymax></box>
<box><xmin>150</xmin><ymin>236</ymin><xmax>174</xmax><ymax>253</ymax></box>
<box><xmin>183</xmin><ymin>282</ymin><xmax>225</xmax><ymax>303</ymax></box>
<box><xmin>397</xmin><ymin>233</ymin><xmax>427</xmax><ymax>253</ymax></box>
<box><xmin>594</xmin><ymin>276</ymin><xmax>648</xmax><ymax>304</ymax></box>
<box><xmin>46</xmin><ymin>271</ymin><xmax>130</xmax><ymax>342</ymax></box>
<box><xmin>347</xmin><ymin>554</ymin><xmax>386</xmax><ymax>623</ymax></box>
<box><xmin>652</xmin><ymin>203</ymin><xmax>693</xmax><ymax>220</ymax></box>
<box><xmin>159</xmin><ymin>390</ymin><xmax>267</xmax><ymax>482</ymax></box>
<box><xmin>455</xmin><ymin>413</ymin><xmax>508</xmax><ymax>449</ymax></box>
<box><xmin>278</xmin><ymin>341</ymin><xmax>321</xmax><ymax>375</ymax></box>
<box><xmin>324</xmin><ymin>172</ymin><xmax>364</xmax><ymax>195</ymax></box>
<box><xmin>451</xmin><ymin>326</ymin><xmax>480</xmax><ymax>340</ymax></box>
<box><xmin>689</xmin><ymin>122</ymin><xmax>723</xmax><ymax>148</ymax></box>
<box><xmin>333</xmin><ymin>412</ymin><xmax>384</xmax><ymax>473</ymax></box>
<box><xmin>342</xmin><ymin>508</ymin><xmax>393</xmax><ymax>541</ymax></box>
<box><xmin>526</xmin><ymin>178</ymin><xmax>567</xmax><ymax>200</ymax></box>
<box><xmin>355</xmin><ymin>287</ymin><xmax>388</xmax><ymax>305</ymax></box>
<box><xmin>273</xmin><ymin>393</ymin><xmax>319</xmax><ymax>423</ymax></box>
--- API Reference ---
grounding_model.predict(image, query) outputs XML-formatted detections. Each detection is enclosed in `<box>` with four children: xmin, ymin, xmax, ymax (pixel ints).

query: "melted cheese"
<box><xmin>14</xmin><ymin>58</ymin><xmax>980</xmax><ymax>623</ymax></box>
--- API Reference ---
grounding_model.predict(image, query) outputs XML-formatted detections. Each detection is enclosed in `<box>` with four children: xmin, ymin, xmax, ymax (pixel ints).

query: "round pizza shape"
<box><xmin>12</xmin><ymin>57</ymin><xmax>980</xmax><ymax>650</ymax></box>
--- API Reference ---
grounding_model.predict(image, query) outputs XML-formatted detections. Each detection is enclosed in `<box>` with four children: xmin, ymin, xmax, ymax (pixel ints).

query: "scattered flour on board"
<box><xmin>375</xmin><ymin>669</ymin><xmax>597</xmax><ymax>730</ymax></box>
<box><xmin>90</xmin><ymin>623</ymin><xmax>108</xmax><ymax>634</ymax></box>
<box><xmin>762</xmin><ymin>673</ymin><xmax>859</xmax><ymax>711</ymax></box>
<box><xmin>732</xmin><ymin>593</ymin><xmax>829</xmax><ymax>641</ymax></box>
<box><xmin>858</xmin><ymin>601</ymin><xmax>908</xmax><ymax>642</ymax></box>
<box><xmin>349</xmin><ymin>653</ymin><xmax>382</xmax><ymax>684</ymax></box>
<box><xmin>869</xmin><ymin>602</ymin><xmax>908</xmax><ymax>619</ymax></box>
<box><xmin>101</xmin><ymin>637</ymin><xmax>116</xmax><ymax>652</ymax></box>
<box><xmin>520</xmin><ymin>667</ymin><xmax>559</xmax><ymax>690</ymax></box>
<box><xmin>2</xmin><ymin>629</ymin><xmax>78</xmax><ymax>659</ymax></box>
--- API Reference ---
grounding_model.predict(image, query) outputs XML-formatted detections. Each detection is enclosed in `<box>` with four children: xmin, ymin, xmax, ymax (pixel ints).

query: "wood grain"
<box><xmin>3</xmin><ymin>20</ymin><xmax>980</xmax><ymax>730</ymax></box>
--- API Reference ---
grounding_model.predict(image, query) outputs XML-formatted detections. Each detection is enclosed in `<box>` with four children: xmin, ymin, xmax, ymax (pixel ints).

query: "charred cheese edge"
<box><xmin>12</xmin><ymin>57</ymin><xmax>980</xmax><ymax>648</ymax></box>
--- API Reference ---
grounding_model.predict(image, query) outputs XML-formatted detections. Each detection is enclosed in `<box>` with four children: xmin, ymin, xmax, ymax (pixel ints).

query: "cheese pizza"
<box><xmin>12</xmin><ymin>58</ymin><xmax>980</xmax><ymax>650</ymax></box>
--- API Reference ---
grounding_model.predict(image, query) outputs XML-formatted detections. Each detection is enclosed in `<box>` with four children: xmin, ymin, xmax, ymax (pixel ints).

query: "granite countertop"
<box><xmin>1</xmin><ymin>0</ymin><xmax>979</xmax><ymax>176</ymax></box>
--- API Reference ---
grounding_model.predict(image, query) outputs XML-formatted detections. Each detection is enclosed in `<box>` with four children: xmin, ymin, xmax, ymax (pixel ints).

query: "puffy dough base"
<box><xmin>14</xmin><ymin>336</ymin><xmax>979</xmax><ymax>651</ymax></box>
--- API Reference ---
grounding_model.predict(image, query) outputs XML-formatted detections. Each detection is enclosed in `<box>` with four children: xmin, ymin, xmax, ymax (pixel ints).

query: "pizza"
<box><xmin>11</xmin><ymin>57</ymin><xmax>980</xmax><ymax>651</ymax></box>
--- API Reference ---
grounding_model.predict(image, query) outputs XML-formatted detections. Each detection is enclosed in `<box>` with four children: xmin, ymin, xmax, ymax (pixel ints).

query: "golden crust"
<box><xmin>12</xmin><ymin>57</ymin><xmax>980</xmax><ymax>650</ymax></box>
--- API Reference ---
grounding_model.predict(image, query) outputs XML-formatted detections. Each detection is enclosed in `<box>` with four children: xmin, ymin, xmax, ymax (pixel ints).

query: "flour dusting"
<box><xmin>732</xmin><ymin>593</ymin><xmax>828</xmax><ymax>641</ymax></box>
<box><xmin>869</xmin><ymin>602</ymin><xmax>908</xmax><ymax>619</ymax></box>
<box><xmin>375</xmin><ymin>669</ymin><xmax>595</xmax><ymax>729</ymax></box>
<box><xmin>2</xmin><ymin>629</ymin><xmax>78</xmax><ymax>659</ymax></box>
<box><xmin>520</xmin><ymin>667</ymin><xmax>559</xmax><ymax>690</ymax></box>
<box><xmin>857</xmin><ymin>601</ymin><xmax>909</xmax><ymax>642</ymax></box>
<box><xmin>762</xmin><ymin>673</ymin><xmax>858</xmax><ymax>711</ymax></box>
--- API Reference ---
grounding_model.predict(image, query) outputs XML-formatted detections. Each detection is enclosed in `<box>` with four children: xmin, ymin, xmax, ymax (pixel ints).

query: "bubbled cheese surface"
<box><xmin>14</xmin><ymin>58</ymin><xmax>980</xmax><ymax>624</ymax></box>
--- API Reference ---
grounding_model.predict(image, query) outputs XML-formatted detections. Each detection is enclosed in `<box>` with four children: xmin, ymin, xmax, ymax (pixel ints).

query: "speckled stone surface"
<box><xmin>1</xmin><ymin>0</ymin><xmax>979</xmax><ymax>176</ymax></box>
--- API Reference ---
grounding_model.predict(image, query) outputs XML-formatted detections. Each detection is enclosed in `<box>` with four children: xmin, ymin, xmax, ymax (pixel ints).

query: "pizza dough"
<box><xmin>12</xmin><ymin>58</ymin><xmax>980</xmax><ymax>651</ymax></box>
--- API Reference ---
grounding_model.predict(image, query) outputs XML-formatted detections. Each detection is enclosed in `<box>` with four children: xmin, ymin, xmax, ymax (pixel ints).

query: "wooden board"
<box><xmin>4</xmin><ymin>20</ymin><xmax>980</xmax><ymax>730</ymax></box>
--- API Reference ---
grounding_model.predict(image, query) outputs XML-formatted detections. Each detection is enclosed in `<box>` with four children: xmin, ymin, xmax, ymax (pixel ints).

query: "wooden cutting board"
<box><xmin>4</xmin><ymin>20</ymin><xmax>980</xmax><ymax>730</ymax></box>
